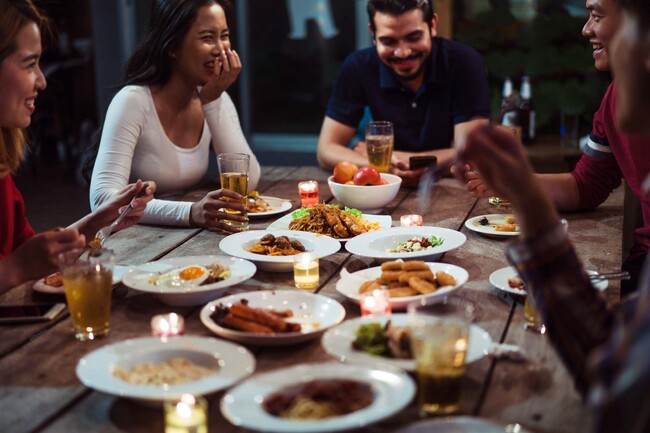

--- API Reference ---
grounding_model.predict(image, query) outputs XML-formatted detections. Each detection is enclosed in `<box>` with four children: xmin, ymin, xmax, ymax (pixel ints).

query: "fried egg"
<box><xmin>150</xmin><ymin>265</ymin><xmax>209</xmax><ymax>288</ymax></box>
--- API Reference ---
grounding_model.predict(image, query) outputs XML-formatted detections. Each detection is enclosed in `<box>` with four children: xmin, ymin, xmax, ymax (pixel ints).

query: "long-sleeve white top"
<box><xmin>89</xmin><ymin>85</ymin><xmax>260</xmax><ymax>226</ymax></box>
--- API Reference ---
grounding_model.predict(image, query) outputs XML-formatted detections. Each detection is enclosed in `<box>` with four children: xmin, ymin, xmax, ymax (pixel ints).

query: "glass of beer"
<box><xmin>407</xmin><ymin>296</ymin><xmax>475</xmax><ymax>416</ymax></box>
<box><xmin>365</xmin><ymin>120</ymin><xmax>394</xmax><ymax>173</ymax></box>
<box><xmin>524</xmin><ymin>294</ymin><xmax>546</xmax><ymax>334</ymax></box>
<box><xmin>59</xmin><ymin>248</ymin><xmax>114</xmax><ymax>341</ymax></box>
<box><xmin>217</xmin><ymin>153</ymin><xmax>250</xmax><ymax>231</ymax></box>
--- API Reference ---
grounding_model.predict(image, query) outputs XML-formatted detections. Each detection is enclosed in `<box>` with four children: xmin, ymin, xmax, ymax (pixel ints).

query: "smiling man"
<box><xmin>317</xmin><ymin>0</ymin><xmax>489</xmax><ymax>186</ymax></box>
<box><xmin>455</xmin><ymin>0</ymin><xmax>650</xmax><ymax>296</ymax></box>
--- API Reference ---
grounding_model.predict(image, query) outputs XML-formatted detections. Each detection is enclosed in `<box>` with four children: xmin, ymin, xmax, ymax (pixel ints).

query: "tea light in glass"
<box><xmin>360</xmin><ymin>288</ymin><xmax>392</xmax><ymax>316</ymax></box>
<box><xmin>151</xmin><ymin>313</ymin><xmax>185</xmax><ymax>337</ymax></box>
<box><xmin>400</xmin><ymin>214</ymin><xmax>423</xmax><ymax>227</ymax></box>
<box><xmin>164</xmin><ymin>394</ymin><xmax>207</xmax><ymax>433</ymax></box>
<box><xmin>298</xmin><ymin>180</ymin><xmax>319</xmax><ymax>207</ymax></box>
<box><xmin>293</xmin><ymin>252</ymin><xmax>319</xmax><ymax>289</ymax></box>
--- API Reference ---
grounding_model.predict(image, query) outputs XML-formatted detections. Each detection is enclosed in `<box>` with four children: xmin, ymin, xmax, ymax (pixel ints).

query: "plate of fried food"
<box><xmin>219</xmin><ymin>230</ymin><xmax>341</xmax><ymax>272</ymax></box>
<box><xmin>247</xmin><ymin>191</ymin><xmax>293</xmax><ymax>218</ymax></box>
<box><xmin>220</xmin><ymin>362</ymin><xmax>415</xmax><ymax>433</ymax></box>
<box><xmin>200</xmin><ymin>290</ymin><xmax>346</xmax><ymax>346</ymax></box>
<box><xmin>121</xmin><ymin>256</ymin><xmax>256</xmax><ymax>306</ymax></box>
<box><xmin>266</xmin><ymin>204</ymin><xmax>392</xmax><ymax>242</ymax></box>
<box><xmin>336</xmin><ymin>260</ymin><xmax>469</xmax><ymax>309</ymax></box>
<box><xmin>321</xmin><ymin>314</ymin><xmax>492</xmax><ymax>372</ymax></box>
<box><xmin>464</xmin><ymin>214</ymin><xmax>520</xmax><ymax>238</ymax></box>
<box><xmin>344</xmin><ymin>226</ymin><xmax>467</xmax><ymax>261</ymax></box>
<box><xmin>33</xmin><ymin>265</ymin><xmax>129</xmax><ymax>294</ymax></box>
<box><xmin>76</xmin><ymin>336</ymin><xmax>255</xmax><ymax>403</ymax></box>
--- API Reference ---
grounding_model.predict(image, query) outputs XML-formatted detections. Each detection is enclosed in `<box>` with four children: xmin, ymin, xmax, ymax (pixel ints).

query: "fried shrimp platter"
<box><xmin>289</xmin><ymin>204</ymin><xmax>378</xmax><ymax>239</ymax></box>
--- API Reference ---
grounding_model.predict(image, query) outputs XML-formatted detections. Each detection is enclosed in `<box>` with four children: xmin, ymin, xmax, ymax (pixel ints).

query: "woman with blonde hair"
<box><xmin>0</xmin><ymin>0</ymin><xmax>155</xmax><ymax>293</ymax></box>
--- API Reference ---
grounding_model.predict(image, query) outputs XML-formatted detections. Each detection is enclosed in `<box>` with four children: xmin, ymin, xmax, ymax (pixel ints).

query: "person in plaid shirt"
<box><xmin>456</xmin><ymin>0</ymin><xmax>650</xmax><ymax>431</ymax></box>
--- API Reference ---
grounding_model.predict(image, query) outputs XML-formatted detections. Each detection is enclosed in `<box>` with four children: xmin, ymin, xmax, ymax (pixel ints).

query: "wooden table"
<box><xmin>0</xmin><ymin>166</ymin><xmax>624</xmax><ymax>433</ymax></box>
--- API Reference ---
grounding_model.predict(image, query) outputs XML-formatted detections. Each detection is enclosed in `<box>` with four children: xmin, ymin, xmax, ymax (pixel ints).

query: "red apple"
<box><xmin>353</xmin><ymin>166</ymin><xmax>381</xmax><ymax>186</ymax></box>
<box><xmin>333</xmin><ymin>161</ymin><xmax>359</xmax><ymax>183</ymax></box>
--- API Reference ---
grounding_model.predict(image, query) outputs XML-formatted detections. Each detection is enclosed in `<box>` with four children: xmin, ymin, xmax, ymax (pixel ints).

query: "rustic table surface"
<box><xmin>0</xmin><ymin>166</ymin><xmax>624</xmax><ymax>433</ymax></box>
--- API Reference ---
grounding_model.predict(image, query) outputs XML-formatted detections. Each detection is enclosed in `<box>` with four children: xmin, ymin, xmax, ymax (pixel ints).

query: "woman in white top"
<box><xmin>88</xmin><ymin>0</ymin><xmax>260</xmax><ymax>232</ymax></box>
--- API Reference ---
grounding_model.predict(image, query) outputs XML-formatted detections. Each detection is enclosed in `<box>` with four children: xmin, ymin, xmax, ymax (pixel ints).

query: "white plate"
<box><xmin>221</xmin><ymin>362</ymin><xmax>415</xmax><ymax>433</ymax></box>
<box><xmin>321</xmin><ymin>314</ymin><xmax>492</xmax><ymax>372</ymax></box>
<box><xmin>489</xmin><ymin>266</ymin><xmax>608</xmax><ymax>294</ymax></box>
<box><xmin>336</xmin><ymin>262</ymin><xmax>469</xmax><ymax>310</ymax></box>
<box><xmin>76</xmin><ymin>336</ymin><xmax>255</xmax><ymax>403</ymax></box>
<box><xmin>249</xmin><ymin>196</ymin><xmax>292</xmax><ymax>218</ymax></box>
<box><xmin>33</xmin><ymin>265</ymin><xmax>128</xmax><ymax>294</ymax></box>
<box><xmin>122</xmin><ymin>256</ymin><xmax>256</xmax><ymax>306</ymax></box>
<box><xmin>465</xmin><ymin>214</ymin><xmax>520</xmax><ymax>238</ymax></box>
<box><xmin>219</xmin><ymin>230</ymin><xmax>341</xmax><ymax>272</ymax></box>
<box><xmin>200</xmin><ymin>290</ymin><xmax>346</xmax><ymax>347</ymax></box>
<box><xmin>344</xmin><ymin>226</ymin><xmax>466</xmax><ymax>261</ymax></box>
<box><xmin>266</xmin><ymin>212</ymin><xmax>392</xmax><ymax>242</ymax></box>
<box><xmin>394</xmin><ymin>416</ymin><xmax>532</xmax><ymax>433</ymax></box>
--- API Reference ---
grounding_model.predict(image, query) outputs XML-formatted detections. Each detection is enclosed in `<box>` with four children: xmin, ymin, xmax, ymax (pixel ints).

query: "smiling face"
<box><xmin>0</xmin><ymin>22</ymin><xmax>46</xmax><ymax>129</ymax></box>
<box><xmin>611</xmin><ymin>10</ymin><xmax>650</xmax><ymax>134</ymax></box>
<box><xmin>371</xmin><ymin>8</ymin><xmax>435</xmax><ymax>87</ymax></box>
<box><xmin>171</xmin><ymin>3</ymin><xmax>231</xmax><ymax>86</ymax></box>
<box><xmin>582</xmin><ymin>0</ymin><xmax>623</xmax><ymax>71</ymax></box>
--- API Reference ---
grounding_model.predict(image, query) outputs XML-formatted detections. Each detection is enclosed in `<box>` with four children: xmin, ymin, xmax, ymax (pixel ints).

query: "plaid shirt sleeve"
<box><xmin>507</xmin><ymin>221</ymin><xmax>650</xmax><ymax>433</ymax></box>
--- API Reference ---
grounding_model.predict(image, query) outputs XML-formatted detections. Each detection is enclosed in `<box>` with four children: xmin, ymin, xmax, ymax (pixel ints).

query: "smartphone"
<box><xmin>0</xmin><ymin>304</ymin><xmax>66</xmax><ymax>324</ymax></box>
<box><xmin>409</xmin><ymin>155</ymin><xmax>437</xmax><ymax>170</ymax></box>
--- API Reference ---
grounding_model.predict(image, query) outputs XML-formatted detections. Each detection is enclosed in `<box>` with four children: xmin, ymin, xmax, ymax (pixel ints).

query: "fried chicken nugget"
<box><xmin>495</xmin><ymin>223</ymin><xmax>517</xmax><ymax>232</ymax></box>
<box><xmin>359</xmin><ymin>280</ymin><xmax>382</xmax><ymax>294</ymax></box>
<box><xmin>402</xmin><ymin>261</ymin><xmax>429</xmax><ymax>271</ymax></box>
<box><xmin>408</xmin><ymin>277</ymin><xmax>437</xmax><ymax>294</ymax></box>
<box><xmin>380</xmin><ymin>261</ymin><xmax>403</xmax><ymax>271</ymax></box>
<box><xmin>378</xmin><ymin>271</ymin><xmax>402</xmax><ymax>284</ymax></box>
<box><xmin>435</xmin><ymin>271</ymin><xmax>457</xmax><ymax>287</ymax></box>
<box><xmin>398</xmin><ymin>269</ymin><xmax>434</xmax><ymax>284</ymax></box>
<box><xmin>388</xmin><ymin>287</ymin><xmax>420</xmax><ymax>297</ymax></box>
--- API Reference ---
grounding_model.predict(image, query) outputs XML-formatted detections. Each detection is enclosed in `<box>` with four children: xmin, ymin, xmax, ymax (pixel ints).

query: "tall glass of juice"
<box><xmin>217</xmin><ymin>153</ymin><xmax>250</xmax><ymax>231</ymax></box>
<box><xmin>365</xmin><ymin>121</ymin><xmax>394</xmax><ymax>173</ymax></box>
<box><xmin>407</xmin><ymin>296</ymin><xmax>475</xmax><ymax>416</ymax></box>
<box><xmin>59</xmin><ymin>248</ymin><xmax>114</xmax><ymax>341</ymax></box>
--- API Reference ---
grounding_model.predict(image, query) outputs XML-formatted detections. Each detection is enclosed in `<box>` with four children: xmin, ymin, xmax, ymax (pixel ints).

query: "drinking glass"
<box><xmin>407</xmin><ymin>297</ymin><xmax>475</xmax><ymax>416</ymax></box>
<box><xmin>365</xmin><ymin>121</ymin><xmax>394</xmax><ymax>173</ymax></box>
<box><xmin>293</xmin><ymin>252</ymin><xmax>319</xmax><ymax>289</ymax></box>
<box><xmin>217</xmin><ymin>153</ymin><xmax>250</xmax><ymax>231</ymax></box>
<box><xmin>59</xmin><ymin>248</ymin><xmax>114</xmax><ymax>341</ymax></box>
<box><xmin>524</xmin><ymin>294</ymin><xmax>546</xmax><ymax>334</ymax></box>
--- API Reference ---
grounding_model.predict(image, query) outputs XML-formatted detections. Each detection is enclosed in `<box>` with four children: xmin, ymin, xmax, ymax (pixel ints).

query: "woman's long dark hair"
<box><xmin>81</xmin><ymin>0</ymin><xmax>232</xmax><ymax>183</ymax></box>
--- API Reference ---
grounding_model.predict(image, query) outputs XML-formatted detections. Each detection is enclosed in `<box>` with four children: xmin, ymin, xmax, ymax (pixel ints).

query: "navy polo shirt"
<box><xmin>326</xmin><ymin>37</ymin><xmax>490</xmax><ymax>152</ymax></box>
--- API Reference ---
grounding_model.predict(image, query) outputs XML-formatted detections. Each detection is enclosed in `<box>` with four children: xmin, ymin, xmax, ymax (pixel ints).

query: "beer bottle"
<box><xmin>500</xmin><ymin>77</ymin><xmax>519</xmax><ymax>127</ymax></box>
<box><xmin>519</xmin><ymin>76</ymin><xmax>536</xmax><ymax>144</ymax></box>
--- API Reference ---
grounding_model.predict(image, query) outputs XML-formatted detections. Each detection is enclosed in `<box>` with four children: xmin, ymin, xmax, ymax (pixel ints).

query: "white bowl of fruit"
<box><xmin>327</xmin><ymin>162</ymin><xmax>402</xmax><ymax>214</ymax></box>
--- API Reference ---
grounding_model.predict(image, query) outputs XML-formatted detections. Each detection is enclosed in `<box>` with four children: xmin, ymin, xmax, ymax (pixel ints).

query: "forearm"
<box><xmin>537</xmin><ymin>173</ymin><xmax>581</xmax><ymax>211</ymax></box>
<box><xmin>317</xmin><ymin>142</ymin><xmax>368</xmax><ymax>170</ymax></box>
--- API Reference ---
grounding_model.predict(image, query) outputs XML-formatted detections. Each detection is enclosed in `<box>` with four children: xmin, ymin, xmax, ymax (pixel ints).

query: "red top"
<box><xmin>571</xmin><ymin>82</ymin><xmax>650</xmax><ymax>258</ymax></box>
<box><xmin>0</xmin><ymin>174</ymin><xmax>35</xmax><ymax>259</ymax></box>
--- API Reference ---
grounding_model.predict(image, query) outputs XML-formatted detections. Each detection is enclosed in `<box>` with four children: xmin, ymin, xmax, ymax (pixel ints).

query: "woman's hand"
<box><xmin>189</xmin><ymin>189</ymin><xmax>249</xmax><ymax>233</ymax></box>
<box><xmin>199</xmin><ymin>49</ymin><xmax>242</xmax><ymax>105</ymax></box>
<box><xmin>0</xmin><ymin>228</ymin><xmax>86</xmax><ymax>291</ymax></box>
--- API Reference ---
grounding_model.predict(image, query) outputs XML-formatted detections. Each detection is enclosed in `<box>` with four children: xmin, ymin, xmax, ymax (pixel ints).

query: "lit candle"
<box><xmin>298</xmin><ymin>180</ymin><xmax>319</xmax><ymax>208</ymax></box>
<box><xmin>400</xmin><ymin>214</ymin><xmax>423</xmax><ymax>227</ymax></box>
<box><xmin>164</xmin><ymin>394</ymin><xmax>207</xmax><ymax>433</ymax></box>
<box><xmin>360</xmin><ymin>288</ymin><xmax>392</xmax><ymax>316</ymax></box>
<box><xmin>151</xmin><ymin>313</ymin><xmax>185</xmax><ymax>337</ymax></box>
<box><xmin>293</xmin><ymin>252</ymin><xmax>319</xmax><ymax>289</ymax></box>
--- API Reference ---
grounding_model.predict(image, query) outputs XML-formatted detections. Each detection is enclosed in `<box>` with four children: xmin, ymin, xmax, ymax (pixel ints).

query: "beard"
<box><xmin>387</xmin><ymin>53</ymin><xmax>427</xmax><ymax>82</ymax></box>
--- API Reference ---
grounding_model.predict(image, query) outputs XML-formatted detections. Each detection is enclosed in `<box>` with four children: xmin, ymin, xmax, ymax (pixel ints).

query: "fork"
<box><xmin>588</xmin><ymin>271</ymin><xmax>631</xmax><ymax>282</ymax></box>
<box><xmin>92</xmin><ymin>183</ymin><xmax>149</xmax><ymax>247</ymax></box>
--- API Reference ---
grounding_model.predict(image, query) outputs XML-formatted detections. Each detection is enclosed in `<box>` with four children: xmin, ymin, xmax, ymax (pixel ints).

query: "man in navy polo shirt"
<box><xmin>317</xmin><ymin>0</ymin><xmax>490</xmax><ymax>186</ymax></box>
